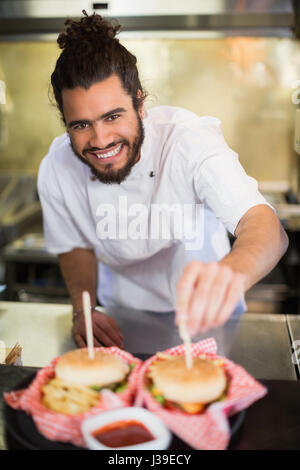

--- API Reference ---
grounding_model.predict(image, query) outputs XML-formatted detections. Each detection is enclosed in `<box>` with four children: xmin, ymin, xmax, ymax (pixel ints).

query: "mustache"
<box><xmin>83</xmin><ymin>139</ymin><xmax>128</xmax><ymax>154</ymax></box>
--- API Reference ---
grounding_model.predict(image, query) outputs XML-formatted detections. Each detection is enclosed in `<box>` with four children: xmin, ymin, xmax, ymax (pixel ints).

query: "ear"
<box><xmin>137</xmin><ymin>89</ymin><xmax>145</xmax><ymax>119</ymax></box>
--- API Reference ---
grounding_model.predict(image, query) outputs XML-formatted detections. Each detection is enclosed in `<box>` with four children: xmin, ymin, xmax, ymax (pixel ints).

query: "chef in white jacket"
<box><xmin>38</xmin><ymin>12</ymin><xmax>288</xmax><ymax>349</ymax></box>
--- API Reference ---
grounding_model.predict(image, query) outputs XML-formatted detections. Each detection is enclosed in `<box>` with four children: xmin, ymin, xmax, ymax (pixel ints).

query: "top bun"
<box><xmin>55</xmin><ymin>349</ymin><xmax>130</xmax><ymax>387</ymax></box>
<box><xmin>149</xmin><ymin>356</ymin><xmax>226</xmax><ymax>404</ymax></box>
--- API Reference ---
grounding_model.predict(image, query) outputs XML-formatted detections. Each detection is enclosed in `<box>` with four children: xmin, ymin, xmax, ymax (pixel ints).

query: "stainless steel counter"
<box><xmin>230</xmin><ymin>313</ymin><xmax>296</xmax><ymax>380</ymax></box>
<box><xmin>0</xmin><ymin>301</ymin><xmax>297</xmax><ymax>380</ymax></box>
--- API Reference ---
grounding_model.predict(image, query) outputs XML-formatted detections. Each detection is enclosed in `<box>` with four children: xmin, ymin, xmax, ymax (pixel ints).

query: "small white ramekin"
<box><xmin>81</xmin><ymin>407</ymin><xmax>172</xmax><ymax>450</ymax></box>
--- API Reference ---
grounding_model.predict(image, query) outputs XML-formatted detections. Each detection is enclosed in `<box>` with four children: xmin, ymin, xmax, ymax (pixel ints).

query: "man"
<box><xmin>38</xmin><ymin>12</ymin><xmax>288</xmax><ymax>349</ymax></box>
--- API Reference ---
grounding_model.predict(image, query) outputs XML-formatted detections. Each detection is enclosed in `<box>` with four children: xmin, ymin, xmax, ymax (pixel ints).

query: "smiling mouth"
<box><xmin>88</xmin><ymin>143</ymin><xmax>124</xmax><ymax>161</ymax></box>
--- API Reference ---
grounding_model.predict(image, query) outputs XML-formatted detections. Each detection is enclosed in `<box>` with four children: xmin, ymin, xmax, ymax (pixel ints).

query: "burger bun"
<box><xmin>149</xmin><ymin>355</ymin><xmax>226</xmax><ymax>404</ymax></box>
<box><xmin>55</xmin><ymin>349</ymin><xmax>130</xmax><ymax>387</ymax></box>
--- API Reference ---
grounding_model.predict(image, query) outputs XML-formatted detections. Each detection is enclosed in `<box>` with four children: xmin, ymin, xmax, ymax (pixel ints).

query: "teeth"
<box><xmin>96</xmin><ymin>144</ymin><xmax>122</xmax><ymax>159</ymax></box>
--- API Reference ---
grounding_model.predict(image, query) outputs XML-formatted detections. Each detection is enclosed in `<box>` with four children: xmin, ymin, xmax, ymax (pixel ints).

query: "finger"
<box><xmin>199</xmin><ymin>266</ymin><xmax>233</xmax><ymax>332</ymax></box>
<box><xmin>93</xmin><ymin>336</ymin><xmax>105</xmax><ymax>347</ymax></box>
<box><xmin>185</xmin><ymin>263</ymin><xmax>219</xmax><ymax>334</ymax></box>
<box><xmin>93</xmin><ymin>320</ymin><xmax>125</xmax><ymax>348</ymax></box>
<box><xmin>92</xmin><ymin>313</ymin><xmax>124</xmax><ymax>348</ymax></box>
<box><xmin>74</xmin><ymin>334</ymin><xmax>86</xmax><ymax>348</ymax></box>
<box><xmin>94</xmin><ymin>325</ymin><xmax>124</xmax><ymax>348</ymax></box>
<box><xmin>94</xmin><ymin>312</ymin><xmax>124</xmax><ymax>341</ymax></box>
<box><xmin>175</xmin><ymin>262</ymin><xmax>204</xmax><ymax>325</ymax></box>
<box><xmin>100</xmin><ymin>322</ymin><xmax>124</xmax><ymax>348</ymax></box>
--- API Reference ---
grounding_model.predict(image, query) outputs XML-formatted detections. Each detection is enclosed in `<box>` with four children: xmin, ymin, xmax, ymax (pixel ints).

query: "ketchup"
<box><xmin>92</xmin><ymin>420</ymin><xmax>154</xmax><ymax>447</ymax></box>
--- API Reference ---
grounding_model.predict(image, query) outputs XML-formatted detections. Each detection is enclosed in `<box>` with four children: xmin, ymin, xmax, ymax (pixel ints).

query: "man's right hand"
<box><xmin>72</xmin><ymin>309</ymin><xmax>125</xmax><ymax>349</ymax></box>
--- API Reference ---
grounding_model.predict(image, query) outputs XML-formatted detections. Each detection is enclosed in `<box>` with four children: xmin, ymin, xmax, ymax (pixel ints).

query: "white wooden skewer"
<box><xmin>82</xmin><ymin>291</ymin><xmax>95</xmax><ymax>359</ymax></box>
<box><xmin>178</xmin><ymin>316</ymin><xmax>193</xmax><ymax>370</ymax></box>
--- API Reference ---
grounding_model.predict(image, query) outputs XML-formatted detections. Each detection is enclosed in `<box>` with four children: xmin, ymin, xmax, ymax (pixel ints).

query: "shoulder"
<box><xmin>146</xmin><ymin>105</ymin><xmax>224</xmax><ymax>146</ymax></box>
<box><xmin>38</xmin><ymin>133</ymin><xmax>69</xmax><ymax>175</ymax></box>
<box><xmin>37</xmin><ymin>133</ymin><xmax>85</xmax><ymax>197</ymax></box>
<box><xmin>146</xmin><ymin>106</ymin><xmax>230</xmax><ymax>168</ymax></box>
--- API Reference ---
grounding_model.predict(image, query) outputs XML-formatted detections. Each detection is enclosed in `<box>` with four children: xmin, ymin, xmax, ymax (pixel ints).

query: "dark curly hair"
<box><xmin>51</xmin><ymin>11</ymin><xmax>147</xmax><ymax>123</ymax></box>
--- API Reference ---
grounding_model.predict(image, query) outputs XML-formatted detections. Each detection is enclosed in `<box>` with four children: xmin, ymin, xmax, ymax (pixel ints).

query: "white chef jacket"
<box><xmin>37</xmin><ymin>106</ymin><xmax>269</xmax><ymax>314</ymax></box>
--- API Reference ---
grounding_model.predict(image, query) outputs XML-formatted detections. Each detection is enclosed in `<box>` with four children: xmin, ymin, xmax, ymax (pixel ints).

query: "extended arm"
<box><xmin>220</xmin><ymin>204</ymin><xmax>288</xmax><ymax>290</ymax></box>
<box><xmin>175</xmin><ymin>204</ymin><xmax>289</xmax><ymax>335</ymax></box>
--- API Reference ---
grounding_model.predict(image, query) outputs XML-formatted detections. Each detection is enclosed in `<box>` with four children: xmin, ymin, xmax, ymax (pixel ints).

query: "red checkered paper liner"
<box><xmin>134</xmin><ymin>338</ymin><xmax>267</xmax><ymax>450</ymax></box>
<box><xmin>4</xmin><ymin>347</ymin><xmax>142</xmax><ymax>448</ymax></box>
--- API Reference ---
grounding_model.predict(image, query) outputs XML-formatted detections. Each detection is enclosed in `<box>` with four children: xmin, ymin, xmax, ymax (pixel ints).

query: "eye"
<box><xmin>106</xmin><ymin>114</ymin><xmax>120</xmax><ymax>122</ymax></box>
<box><xmin>71</xmin><ymin>122</ymin><xmax>90</xmax><ymax>131</ymax></box>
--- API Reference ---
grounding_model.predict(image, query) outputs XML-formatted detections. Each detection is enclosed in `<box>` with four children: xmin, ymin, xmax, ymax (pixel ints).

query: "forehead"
<box><xmin>62</xmin><ymin>75</ymin><xmax>132</xmax><ymax>121</ymax></box>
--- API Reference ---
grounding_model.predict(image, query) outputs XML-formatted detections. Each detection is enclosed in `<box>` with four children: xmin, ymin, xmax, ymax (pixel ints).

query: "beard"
<box><xmin>69</xmin><ymin>113</ymin><xmax>145</xmax><ymax>185</ymax></box>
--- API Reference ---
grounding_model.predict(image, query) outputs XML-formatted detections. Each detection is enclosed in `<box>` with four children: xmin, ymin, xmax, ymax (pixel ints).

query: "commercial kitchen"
<box><xmin>1</xmin><ymin>0</ymin><xmax>300</xmax><ymax>451</ymax></box>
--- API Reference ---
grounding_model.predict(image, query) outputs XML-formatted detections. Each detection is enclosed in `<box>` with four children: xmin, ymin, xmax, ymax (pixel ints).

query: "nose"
<box><xmin>88</xmin><ymin>121</ymin><xmax>114</xmax><ymax>150</ymax></box>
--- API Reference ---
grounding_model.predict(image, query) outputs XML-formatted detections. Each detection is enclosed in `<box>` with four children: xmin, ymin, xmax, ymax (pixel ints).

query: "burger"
<box><xmin>42</xmin><ymin>349</ymin><xmax>135</xmax><ymax>415</ymax></box>
<box><xmin>147</xmin><ymin>355</ymin><xmax>227</xmax><ymax>414</ymax></box>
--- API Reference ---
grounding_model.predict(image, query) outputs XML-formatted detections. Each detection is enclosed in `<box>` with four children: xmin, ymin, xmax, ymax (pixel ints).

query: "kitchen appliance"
<box><xmin>0</xmin><ymin>0</ymin><xmax>295</xmax><ymax>39</ymax></box>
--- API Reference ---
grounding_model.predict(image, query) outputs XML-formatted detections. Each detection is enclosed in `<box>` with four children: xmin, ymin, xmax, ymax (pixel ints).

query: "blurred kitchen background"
<box><xmin>0</xmin><ymin>0</ymin><xmax>300</xmax><ymax>313</ymax></box>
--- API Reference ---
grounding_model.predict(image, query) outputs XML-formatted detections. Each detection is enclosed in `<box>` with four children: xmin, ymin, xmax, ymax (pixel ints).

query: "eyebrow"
<box><xmin>67</xmin><ymin>107</ymin><xmax>127</xmax><ymax>129</ymax></box>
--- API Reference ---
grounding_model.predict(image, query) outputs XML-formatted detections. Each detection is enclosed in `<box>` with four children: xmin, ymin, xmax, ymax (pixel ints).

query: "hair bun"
<box><xmin>57</xmin><ymin>10</ymin><xmax>121</xmax><ymax>50</ymax></box>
